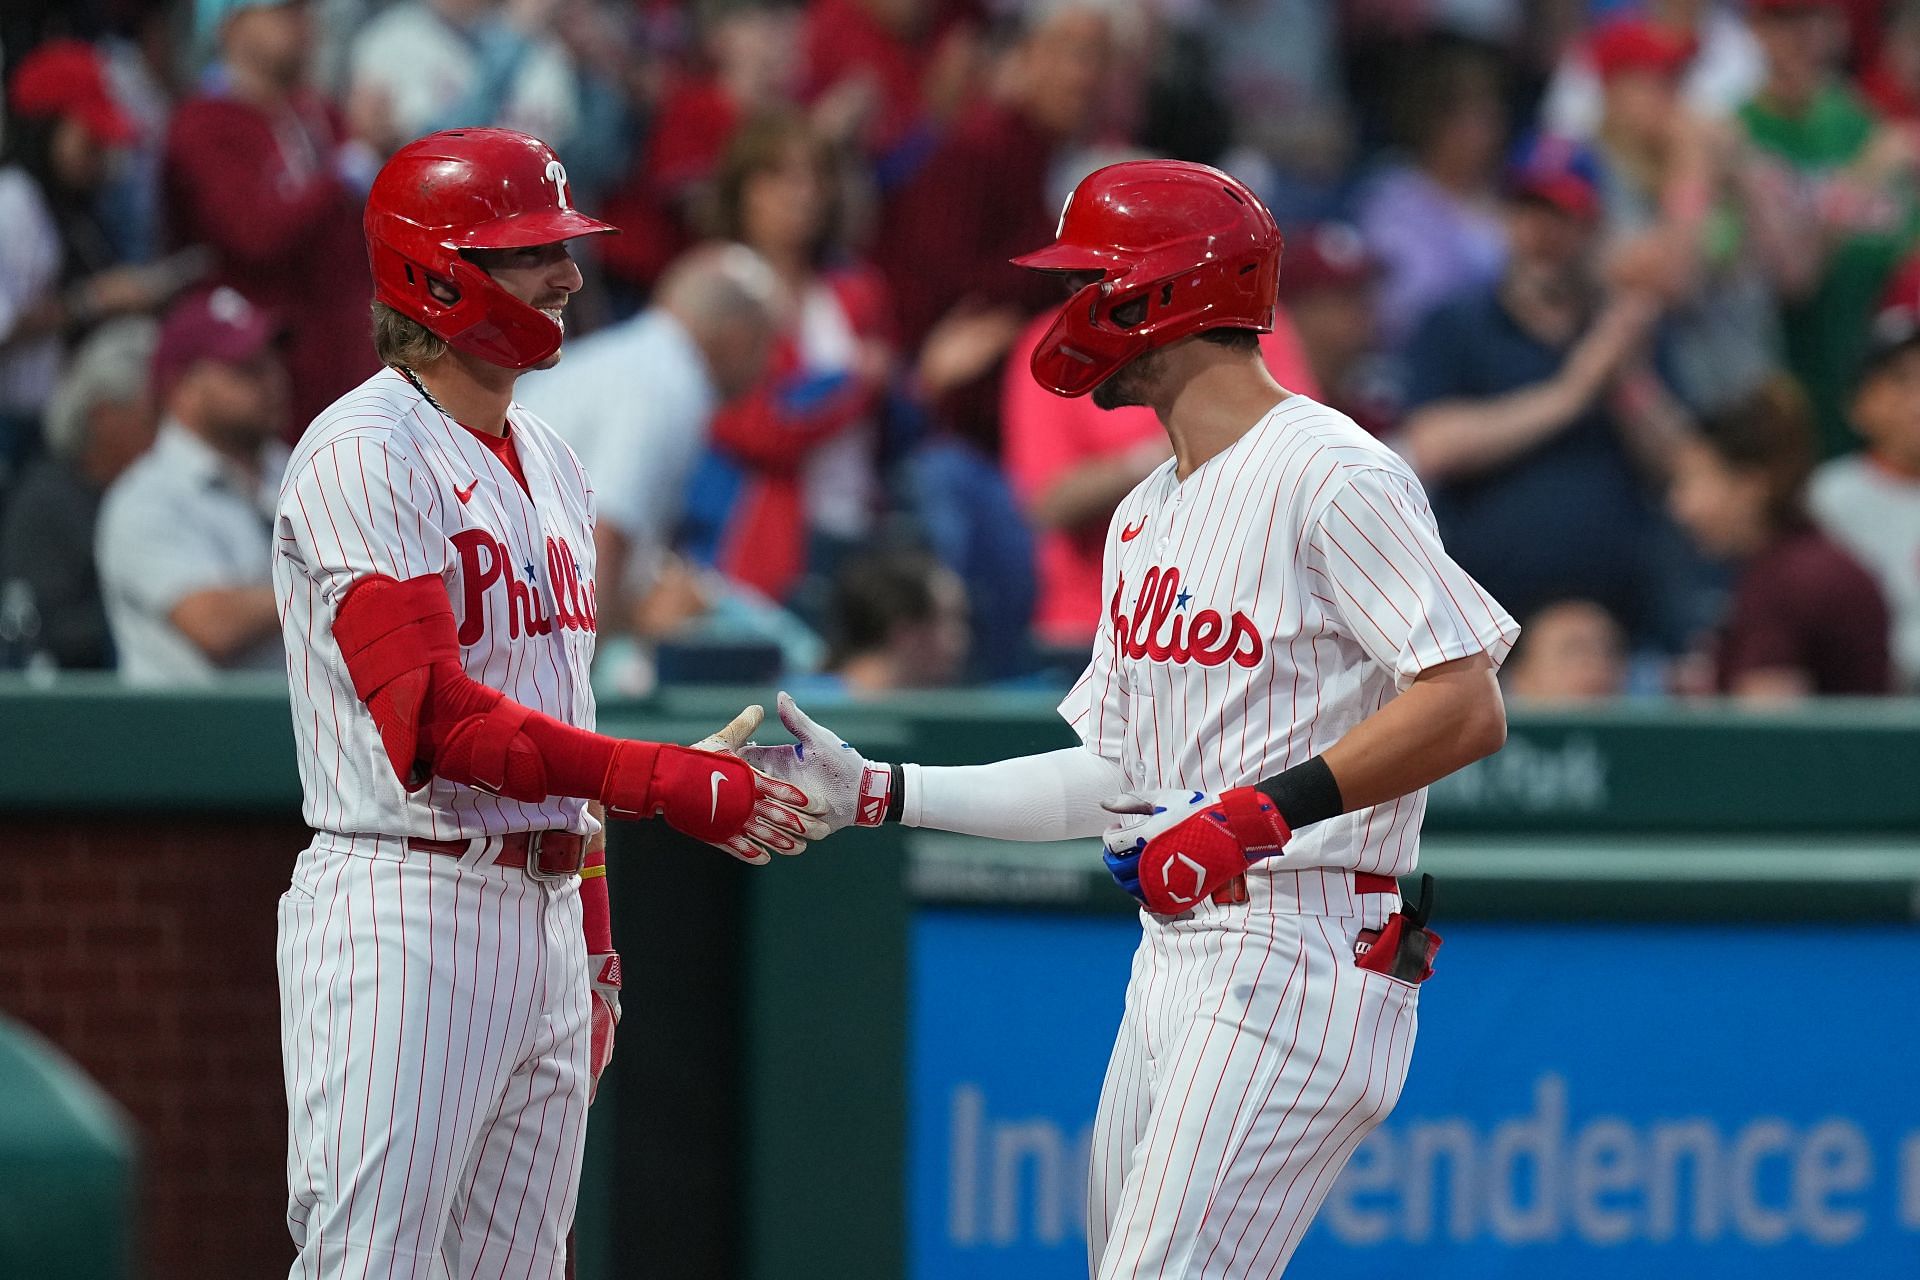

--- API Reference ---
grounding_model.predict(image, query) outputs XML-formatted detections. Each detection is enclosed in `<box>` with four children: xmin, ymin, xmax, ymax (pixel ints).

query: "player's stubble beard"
<box><xmin>533</xmin><ymin>296</ymin><xmax>569</xmax><ymax>371</ymax></box>
<box><xmin>1091</xmin><ymin>349</ymin><xmax>1162</xmax><ymax>411</ymax></box>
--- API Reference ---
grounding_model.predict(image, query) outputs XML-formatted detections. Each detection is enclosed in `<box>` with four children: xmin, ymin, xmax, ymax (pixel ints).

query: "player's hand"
<box><xmin>1100</xmin><ymin>787</ymin><xmax>1292</xmax><ymax>915</ymax></box>
<box><xmin>587</xmin><ymin>951</ymin><xmax>620</xmax><ymax>1101</ymax></box>
<box><xmin>608</xmin><ymin>706</ymin><xmax>827</xmax><ymax>864</ymax></box>
<box><xmin>733</xmin><ymin>691</ymin><xmax>893</xmax><ymax>834</ymax></box>
<box><xmin>697</xmin><ymin>703</ymin><xmax>833</xmax><ymax>858</ymax></box>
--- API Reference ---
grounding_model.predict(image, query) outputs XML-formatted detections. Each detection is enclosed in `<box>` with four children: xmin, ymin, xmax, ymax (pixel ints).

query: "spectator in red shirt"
<box><xmin>1863</xmin><ymin>1</ymin><xmax>1920</xmax><ymax>123</ymax></box>
<box><xmin>875</xmin><ymin>1</ymin><xmax>1118</xmax><ymax>449</ymax></box>
<box><xmin>163</xmin><ymin>0</ymin><xmax>378</xmax><ymax>433</ymax></box>
<box><xmin>599</xmin><ymin>3</ymin><xmax>806</xmax><ymax>297</ymax></box>
<box><xmin>876</xmin><ymin>2</ymin><xmax>1116</xmax><ymax>349</ymax></box>
<box><xmin>800</xmin><ymin>0</ymin><xmax>985</xmax><ymax>174</ymax></box>
<box><xmin>1667</xmin><ymin>374</ymin><xmax>1893</xmax><ymax>697</ymax></box>
<box><xmin>1002</xmin><ymin>292</ymin><xmax>1319</xmax><ymax>649</ymax></box>
<box><xmin>699</xmin><ymin>110</ymin><xmax>895</xmax><ymax>603</ymax></box>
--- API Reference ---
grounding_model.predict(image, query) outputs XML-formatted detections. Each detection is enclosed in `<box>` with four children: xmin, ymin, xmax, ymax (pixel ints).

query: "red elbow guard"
<box><xmin>331</xmin><ymin>573</ymin><xmax>679</xmax><ymax>812</ymax></box>
<box><xmin>332</xmin><ymin>575</ymin><xmax>466</xmax><ymax>787</ymax></box>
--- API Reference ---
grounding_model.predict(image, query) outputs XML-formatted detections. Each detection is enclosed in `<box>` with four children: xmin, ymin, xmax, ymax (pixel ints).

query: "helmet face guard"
<box><xmin>365</xmin><ymin>129</ymin><xmax>617</xmax><ymax>371</ymax></box>
<box><xmin>1012</xmin><ymin>161</ymin><xmax>1283</xmax><ymax>398</ymax></box>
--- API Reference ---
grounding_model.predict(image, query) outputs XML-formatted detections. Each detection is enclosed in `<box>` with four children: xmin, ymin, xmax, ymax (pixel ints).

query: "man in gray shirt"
<box><xmin>96</xmin><ymin>287</ymin><xmax>290</xmax><ymax>683</ymax></box>
<box><xmin>0</xmin><ymin>318</ymin><xmax>158</xmax><ymax>670</ymax></box>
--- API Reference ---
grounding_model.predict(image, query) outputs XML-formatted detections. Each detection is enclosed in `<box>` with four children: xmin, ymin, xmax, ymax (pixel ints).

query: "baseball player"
<box><xmin>272</xmin><ymin>128</ymin><xmax>822</xmax><ymax>1279</ymax></box>
<box><xmin>740</xmin><ymin>161</ymin><xmax>1518</xmax><ymax>1278</ymax></box>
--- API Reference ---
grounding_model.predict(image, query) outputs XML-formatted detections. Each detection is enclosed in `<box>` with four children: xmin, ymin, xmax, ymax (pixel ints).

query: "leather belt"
<box><xmin>408</xmin><ymin>830</ymin><xmax>587</xmax><ymax>882</ymax></box>
<box><xmin>1214</xmin><ymin>869</ymin><xmax>1399</xmax><ymax>906</ymax></box>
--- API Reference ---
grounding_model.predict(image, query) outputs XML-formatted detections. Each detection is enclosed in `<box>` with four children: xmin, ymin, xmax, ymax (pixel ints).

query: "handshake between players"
<box><xmin>691</xmin><ymin>692</ymin><xmax>1294</xmax><ymax>915</ymax></box>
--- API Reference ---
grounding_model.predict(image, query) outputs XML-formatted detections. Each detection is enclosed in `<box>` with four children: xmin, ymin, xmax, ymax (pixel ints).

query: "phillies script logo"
<box><xmin>451</xmin><ymin>529</ymin><xmax>596</xmax><ymax>644</ymax></box>
<box><xmin>1112</xmin><ymin>567</ymin><xmax>1263</xmax><ymax>668</ymax></box>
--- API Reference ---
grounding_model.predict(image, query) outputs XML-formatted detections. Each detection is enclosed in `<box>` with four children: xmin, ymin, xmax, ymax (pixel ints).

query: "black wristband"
<box><xmin>1251</xmin><ymin>755</ymin><xmax>1344</xmax><ymax>830</ymax></box>
<box><xmin>885</xmin><ymin>762</ymin><xmax>905</xmax><ymax>823</ymax></box>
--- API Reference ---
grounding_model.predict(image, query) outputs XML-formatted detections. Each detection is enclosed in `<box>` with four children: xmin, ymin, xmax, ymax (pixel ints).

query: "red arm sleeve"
<box><xmin>579</xmin><ymin>844</ymin><xmax>612</xmax><ymax>954</ymax></box>
<box><xmin>331</xmin><ymin>574</ymin><xmax>770</xmax><ymax>841</ymax></box>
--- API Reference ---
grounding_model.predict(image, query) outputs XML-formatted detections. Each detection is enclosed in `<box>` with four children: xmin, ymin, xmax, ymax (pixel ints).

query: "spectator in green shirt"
<box><xmin>1739</xmin><ymin>0</ymin><xmax>1920</xmax><ymax>455</ymax></box>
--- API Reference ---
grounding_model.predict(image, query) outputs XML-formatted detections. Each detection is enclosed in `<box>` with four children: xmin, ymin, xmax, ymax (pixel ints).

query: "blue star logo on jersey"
<box><xmin>1175</xmin><ymin>588</ymin><xmax>1192</xmax><ymax>610</ymax></box>
<box><xmin>524</xmin><ymin>561</ymin><xmax>539</xmax><ymax>581</ymax></box>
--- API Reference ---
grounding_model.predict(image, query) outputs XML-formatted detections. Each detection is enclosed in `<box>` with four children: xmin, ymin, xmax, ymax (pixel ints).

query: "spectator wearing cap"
<box><xmin>1397</xmin><ymin>135</ymin><xmax>1689</xmax><ymax>642</ymax></box>
<box><xmin>1583</xmin><ymin>16</ymin><xmax>1789</xmax><ymax>416</ymax></box>
<box><xmin>1280</xmin><ymin>222</ymin><xmax>1396</xmax><ymax>437</ymax></box>
<box><xmin>1809</xmin><ymin>258</ymin><xmax>1920</xmax><ymax>689</ymax></box>
<box><xmin>0</xmin><ymin>39</ymin><xmax>181</xmax><ymax>477</ymax></box>
<box><xmin>165</xmin><ymin>0</ymin><xmax>378</xmax><ymax>433</ymax></box>
<box><xmin>95</xmin><ymin>287</ymin><xmax>291</xmax><ymax>684</ymax></box>
<box><xmin>0</xmin><ymin>318</ymin><xmax>159</xmax><ymax>671</ymax></box>
<box><xmin>1356</xmin><ymin>43</ymin><xmax>1511</xmax><ymax>351</ymax></box>
<box><xmin>1668</xmin><ymin>374</ymin><xmax>1891</xmax><ymax>697</ymax></box>
<box><xmin>1002</xmin><ymin>270</ymin><xmax>1318</xmax><ymax>651</ymax></box>
<box><xmin>1542</xmin><ymin>0</ymin><xmax>1765</xmax><ymax>140</ymax></box>
<box><xmin>1739</xmin><ymin>0</ymin><xmax>1920</xmax><ymax>454</ymax></box>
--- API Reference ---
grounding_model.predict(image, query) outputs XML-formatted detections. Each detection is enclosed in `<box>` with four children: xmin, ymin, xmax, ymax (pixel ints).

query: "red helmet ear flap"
<box><xmin>366</xmin><ymin>241</ymin><xmax>563</xmax><ymax>371</ymax></box>
<box><xmin>434</xmin><ymin>256</ymin><xmax>564</xmax><ymax>370</ymax></box>
<box><xmin>1028</xmin><ymin>277</ymin><xmax>1155</xmax><ymax>397</ymax></box>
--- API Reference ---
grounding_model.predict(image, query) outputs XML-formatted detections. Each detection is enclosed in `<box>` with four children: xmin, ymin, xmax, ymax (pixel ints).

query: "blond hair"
<box><xmin>371</xmin><ymin>302</ymin><xmax>449</xmax><ymax>369</ymax></box>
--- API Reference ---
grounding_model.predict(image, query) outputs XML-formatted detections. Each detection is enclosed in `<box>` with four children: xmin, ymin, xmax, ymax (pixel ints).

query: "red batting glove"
<box><xmin>588</xmin><ymin>951</ymin><xmax>620</xmax><ymax>1100</ymax></box>
<box><xmin>603</xmin><ymin>742</ymin><xmax>823</xmax><ymax>864</ymax></box>
<box><xmin>1101</xmin><ymin>787</ymin><xmax>1292</xmax><ymax>915</ymax></box>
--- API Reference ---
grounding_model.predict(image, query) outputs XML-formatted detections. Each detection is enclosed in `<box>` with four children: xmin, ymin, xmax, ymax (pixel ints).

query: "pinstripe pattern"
<box><xmin>273</xmin><ymin>369</ymin><xmax>602</xmax><ymax>1278</ymax></box>
<box><xmin>273</xmin><ymin>369</ymin><xmax>599</xmax><ymax>842</ymax></box>
<box><xmin>1087</xmin><ymin>891</ymin><xmax>1417</xmax><ymax>1279</ymax></box>
<box><xmin>1062</xmin><ymin>397</ymin><xmax>1515</xmax><ymax>1277</ymax></box>
<box><xmin>1060</xmin><ymin>396</ymin><xmax>1518</xmax><ymax>902</ymax></box>
<box><xmin>277</xmin><ymin>836</ymin><xmax>590</xmax><ymax>1279</ymax></box>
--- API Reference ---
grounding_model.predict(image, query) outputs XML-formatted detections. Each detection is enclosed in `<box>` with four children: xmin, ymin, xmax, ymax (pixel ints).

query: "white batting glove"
<box><xmin>689</xmin><ymin>704</ymin><xmax>830</xmax><ymax>860</ymax></box>
<box><xmin>733</xmin><ymin>691</ymin><xmax>894</xmax><ymax>834</ymax></box>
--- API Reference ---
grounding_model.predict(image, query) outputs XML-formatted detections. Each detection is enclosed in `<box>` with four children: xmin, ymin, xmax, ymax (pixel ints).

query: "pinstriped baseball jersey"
<box><xmin>1061</xmin><ymin>394</ymin><xmax>1517</xmax><ymax>912</ymax></box>
<box><xmin>273</xmin><ymin>367</ymin><xmax>601</xmax><ymax>840</ymax></box>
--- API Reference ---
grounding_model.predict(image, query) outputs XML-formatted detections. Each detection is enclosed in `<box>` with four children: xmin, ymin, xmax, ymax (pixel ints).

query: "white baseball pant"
<box><xmin>1088</xmin><ymin>886</ymin><xmax>1419</xmax><ymax>1278</ymax></box>
<box><xmin>277</xmin><ymin>834</ymin><xmax>591</xmax><ymax>1280</ymax></box>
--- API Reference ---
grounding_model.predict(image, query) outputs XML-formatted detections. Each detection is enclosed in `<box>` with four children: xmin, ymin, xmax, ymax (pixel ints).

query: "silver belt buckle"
<box><xmin>523</xmin><ymin>830</ymin><xmax>585</xmax><ymax>883</ymax></box>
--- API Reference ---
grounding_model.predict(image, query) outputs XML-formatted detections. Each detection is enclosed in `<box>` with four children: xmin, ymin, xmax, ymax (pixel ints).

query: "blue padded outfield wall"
<box><xmin>907</xmin><ymin>913</ymin><xmax>1920</xmax><ymax>1279</ymax></box>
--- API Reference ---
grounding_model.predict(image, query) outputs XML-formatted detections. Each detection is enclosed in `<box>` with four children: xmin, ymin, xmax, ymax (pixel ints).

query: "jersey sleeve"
<box><xmin>278</xmin><ymin>433</ymin><xmax>452</xmax><ymax>603</ymax></box>
<box><xmin>1057</xmin><ymin>505</ymin><xmax>1128</xmax><ymax>765</ymax></box>
<box><xmin>1306</xmin><ymin>465</ymin><xmax>1519</xmax><ymax>689</ymax></box>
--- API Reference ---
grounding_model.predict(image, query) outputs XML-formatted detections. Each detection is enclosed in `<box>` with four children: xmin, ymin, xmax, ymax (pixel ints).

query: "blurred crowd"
<box><xmin>1</xmin><ymin>0</ymin><xmax>1918</xmax><ymax>702</ymax></box>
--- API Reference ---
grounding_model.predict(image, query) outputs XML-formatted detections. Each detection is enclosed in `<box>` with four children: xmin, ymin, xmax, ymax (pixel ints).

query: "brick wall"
<box><xmin>0</xmin><ymin>815</ymin><xmax>306</xmax><ymax>1277</ymax></box>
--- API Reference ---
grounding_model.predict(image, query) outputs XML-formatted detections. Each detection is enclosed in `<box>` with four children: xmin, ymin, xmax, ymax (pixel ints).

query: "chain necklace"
<box><xmin>397</xmin><ymin>364</ymin><xmax>451</xmax><ymax>418</ymax></box>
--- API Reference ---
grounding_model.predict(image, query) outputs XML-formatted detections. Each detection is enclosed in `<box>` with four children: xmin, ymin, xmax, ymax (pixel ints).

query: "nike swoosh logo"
<box><xmin>1120</xmin><ymin>516</ymin><xmax>1148</xmax><ymax>542</ymax></box>
<box><xmin>454</xmin><ymin>479</ymin><xmax>480</xmax><ymax>504</ymax></box>
<box><xmin>710</xmin><ymin>770</ymin><xmax>728</xmax><ymax>821</ymax></box>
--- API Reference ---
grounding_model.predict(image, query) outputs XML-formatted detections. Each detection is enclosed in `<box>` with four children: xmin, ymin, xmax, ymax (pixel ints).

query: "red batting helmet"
<box><xmin>365</xmin><ymin>128</ymin><xmax>616</xmax><ymax>370</ymax></box>
<box><xmin>1011</xmin><ymin>160</ymin><xmax>1283</xmax><ymax>398</ymax></box>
